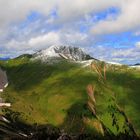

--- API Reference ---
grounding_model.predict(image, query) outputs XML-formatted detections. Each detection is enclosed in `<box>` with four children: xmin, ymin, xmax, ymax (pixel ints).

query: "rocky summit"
<box><xmin>32</xmin><ymin>45</ymin><xmax>93</xmax><ymax>62</ymax></box>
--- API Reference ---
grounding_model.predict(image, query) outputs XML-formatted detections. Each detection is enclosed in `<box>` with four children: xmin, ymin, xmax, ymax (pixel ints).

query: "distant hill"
<box><xmin>134</xmin><ymin>63</ymin><xmax>140</xmax><ymax>66</ymax></box>
<box><xmin>0</xmin><ymin>57</ymin><xmax>10</xmax><ymax>61</ymax></box>
<box><xmin>15</xmin><ymin>54</ymin><xmax>32</xmax><ymax>59</ymax></box>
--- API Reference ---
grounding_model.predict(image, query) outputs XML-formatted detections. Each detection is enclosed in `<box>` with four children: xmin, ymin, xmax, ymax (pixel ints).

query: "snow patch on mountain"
<box><xmin>32</xmin><ymin>45</ymin><xmax>93</xmax><ymax>62</ymax></box>
<box><xmin>78</xmin><ymin>60</ymin><xmax>94</xmax><ymax>67</ymax></box>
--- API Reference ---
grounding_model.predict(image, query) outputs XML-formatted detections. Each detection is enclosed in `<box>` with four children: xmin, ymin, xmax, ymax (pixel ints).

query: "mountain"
<box><xmin>14</xmin><ymin>45</ymin><xmax>124</xmax><ymax>67</ymax></box>
<box><xmin>32</xmin><ymin>45</ymin><xmax>94</xmax><ymax>62</ymax></box>
<box><xmin>0</xmin><ymin>46</ymin><xmax>140</xmax><ymax>139</ymax></box>
<box><xmin>133</xmin><ymin>63</ymin><xmax>140</xmax><ymax>66</ymax></box>
<box><xmin>15</xmin><ymin>54</ymin><xmax>32</xmax><ymax>59</ymax></box>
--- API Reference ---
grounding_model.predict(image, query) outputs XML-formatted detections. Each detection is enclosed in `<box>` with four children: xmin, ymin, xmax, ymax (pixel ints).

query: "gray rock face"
<box><xmin>33</xmin><ymin>45</ymin><xmax>93</xmax><ymax>62</ymax></box>
<box><xmin>53</xmin><ymin>46</ymin><xmax>91</xmax><ymax>61</ymax></box>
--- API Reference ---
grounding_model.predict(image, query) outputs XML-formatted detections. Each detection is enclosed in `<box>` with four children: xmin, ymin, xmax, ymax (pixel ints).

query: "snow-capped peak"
<box><xmin>33</xmin><ymin>45</ymin><xmax>93</xmax><ymax>62</ymax></box>
<box><xmin>35</xmin><ymin>45</ymin><xmax>60</xmax><ymax>57</ymax></box>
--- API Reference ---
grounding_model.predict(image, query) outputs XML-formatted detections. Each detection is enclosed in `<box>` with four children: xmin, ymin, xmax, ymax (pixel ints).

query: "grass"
<box><xmin>1</xmin><ymin>58</ymin><xmax>140</xmax><ymax>137</ymax></box>
<box><xmin>106</xmin><ymin>69</ymin><xmax>140</xmax><ymax>134</ymax></box>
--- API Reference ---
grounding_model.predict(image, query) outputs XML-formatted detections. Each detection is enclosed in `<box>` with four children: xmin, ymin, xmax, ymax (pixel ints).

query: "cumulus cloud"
<box><xmin>28</xmin><ymin>32</ymin><xmax>61</xmax><ymax>48</ymax></box>
<box><xmin>3</xmin><ymin>30</ymin><xmax>90</xmax><ymax>54</ymax></box>
<box><xmin>0</xmin><ymin>0</ymin><xmax>139</xmax><ymax>37</ymax></box>
<box><xmin>91</xmin><ymin>0</ymin><xmax>140</xmax><ymax>34</ymax></box>
<box><xmin>0</xmin><ymin>0</ymin><xmax>115</xmax><ymax>53</ymax></box>
<box><xmin>56</xmin><ymin>0</ymin><xmax>119</xmax><ymax>23</ymax></box>
<box><xmin>0</xmin><ymin>0</ymin><xmax>55</xmax><ymax>27</ymax></box>
<box><xmin>0</xmin><ymin>0</ymin><xmax>138</xmax><ymax>40</ymax></box>
<box><xmin>0</xmin><ymin>0</ymin><xmax>119</xmax><ymax>28</ymax></box>
<box><xmin>3</xmin><ymin>32</ymin><xmax>60</xmax><ymax>53</ymax></box>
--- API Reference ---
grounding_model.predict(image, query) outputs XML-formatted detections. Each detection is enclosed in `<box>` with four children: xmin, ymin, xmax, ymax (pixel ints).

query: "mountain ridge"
<box><xmin>32</xmin><ymin>45</ymin><xmax>94</xmax><ymax>62</ymax></box>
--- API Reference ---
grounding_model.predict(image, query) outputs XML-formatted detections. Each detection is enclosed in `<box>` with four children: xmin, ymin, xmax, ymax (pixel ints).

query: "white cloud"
<box><xmin>0</xmin><ymin>0</ymin><xmax>119</xmax><ymax>29</ymax></box>
<box><xmin>135</xmin><ymin>42</ymin><xmax>140</xmax><ymax>48</ymax></box>
<box><xmin>0</xmin><ymin>0</ymin><xmax>55</xmax><ymax>27</ymax></box>
<box><xmin>0</xmin><ymin>0</ymin><xmax>140</xmax><ymax>36</ymax></box>
<box><xmin>3</xmin><ymin>30</ymin><xmax>90</xmax><ymax>52</ymax></box>
<box><xmin>89</xmin><ymin>42</ymin><xmax>140</xmax><ymax>64</ymax></box>
<box><xmin>3</xmin><ymin>32</ymin><xmax>61</xmax><ymax>52</ymax></box>
<box><xmin>56</xmin><ymin>0</ymin><xmax>119</xmax><ymax>22</ymax></box>
<box><xmin>0</xmin><ymin>0</ymin><xmax>140</xmax><ymax>64</ymax></box>
<box><xmin>6</xmin><ymin>40</ymin><xmax>27</xmax><ymax>50</ymax></box>
<box><xmin>0</xmin><ymin>0</ymin><xmax>117</xmax><ymax>49</ymax></box>
<box><xmin>0</xmin><ymin>0</ymin><xmax>139</xmax><ymax>40</ymax></box>
<box><xmin>111</xmin><ymin>49</ymin><xmax>133</xmax><ymax>58</ymax></box>
<box><xmin>59</xmin><ymin>31</ymin><xmax>89</xmax><ymax>46</ymax></box>
<box><xmin>28</xmin><ymin>32</ymin><xmax>61</xmax><ymax>48</ymax></box>
<box><xmin>91</xmin><ymin>0</ymin><xmax>140</xmax><ymax>34</ymax></box>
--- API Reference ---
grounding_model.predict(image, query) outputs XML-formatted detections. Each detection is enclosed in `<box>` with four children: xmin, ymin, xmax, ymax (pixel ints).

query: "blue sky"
<box><xmin>0</xmin><ymin>0</ymin><xmax>140</xmax><ymax>64</ymax></box>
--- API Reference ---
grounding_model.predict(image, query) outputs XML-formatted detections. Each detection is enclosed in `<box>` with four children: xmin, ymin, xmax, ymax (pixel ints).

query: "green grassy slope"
<box><xmin>0</xmin><ymin>57</ymin><xmax>140</xmax><ymax>137</ymax></box>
